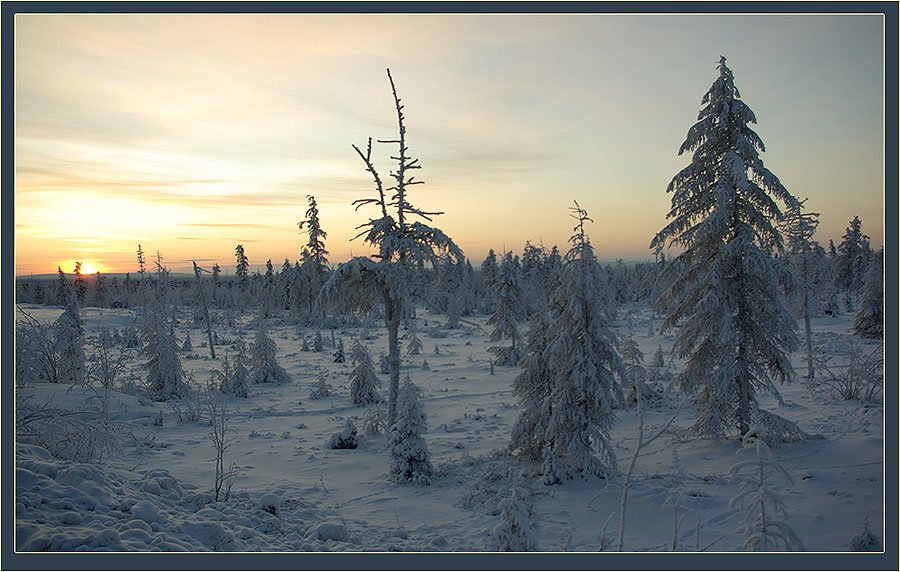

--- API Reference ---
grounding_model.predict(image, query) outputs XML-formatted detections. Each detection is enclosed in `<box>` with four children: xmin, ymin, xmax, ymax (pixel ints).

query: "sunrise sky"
<box><xmin>14</xmin><ymin>13</ymin><xmax>885</xmax><ymax>276</ymax></box>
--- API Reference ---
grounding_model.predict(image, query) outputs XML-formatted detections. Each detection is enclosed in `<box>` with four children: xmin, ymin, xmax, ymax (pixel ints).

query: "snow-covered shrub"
<box><xmin>121</xmin><ymin>326</ymin><xmax>141</xmax><ymax>348</ymax></box>
<box><xmin>811</xmin><ymin>340</ymin><xmax>882</xmax><ymax>402</ymax></box>
<box><xmin>389</xmin><ymin>378</ymin><xmax>433</xmax><ymax>484</ymax></box>
<box><xmin>490</xmin><ymin>485</ymin><xmax>537</xmax><ymax>551</ymax></box>
<box><xmin>16</xmin><ymin>397</ymin><xmax>128</xmax><ymax>463</ymax></box>
<box><xmin>362</xmin><ymin>403</ymin><xmax>388</xmax><ymax>436</ymax></box>
<box><xmin>621</xmin><ymin>334</ymin><xmax>650</xmax><ymax>405</ymax></box>
<box><xmin>206</xmin><ymin>391</ymin><xmax>237</xmax><ymax>502</ymax></box>
<box><xmin>406</xmin><ymin>333</ymin><xmax>423</xmax><ymax>356</ymax></box>
<box><xmin>728</xmin><ymin>428</ymin><xmax>804</xmax><ymax>551</ymax></box>
<box><xmin>181</xmin><ymin>334</ymin><xmax>193</xmax><ymax>352</ymax></box>
<box><xmin>309</xmin><ymin>373</ymin><xmax>334</xmax><ymax>400</ymax></box>
<box><xmin>312</xmin><ymin>331</ymin><xmax>324</xmax><ymax>353</ymax></box>
<box><xmin>328</xmin><ymin>419</ymin><xmax>359</xmax><ymax>450</ymax></box>
<box><xmin>16</xmin><ymin>310</ymin><xmax>60</xmax><ymax>386</ymax></box>
<box><xmin>55</xmin><ymin>298</ymin><xmax>86</xmax><ymax>386</ymax></box>
<box><xmin>848</xmin><ymin>517</ymin><xmax>882</xmax><ymax>551</ymax></box>
<box><xmin>141</xmin><ymin>302</ymin><xmax>187</xmax><ymax>401</ymax></box>
<box><xmin>333</xmin><ymin>339</ymin><xmax>346</xmax><ymax>363</ymax></box>
<box><xmin>853</xmin><ymin>249</ymin><xmax>883</xmax><ymax>340</ymax></box>
<box><xmin>750</xmin><ymin>408</ymin><xmax>809</xmax><ymax>445</ymax></box>
<box><xmin>249</xmin><ymin>326</ymin><xmax>290</xmax><ymax>385</ymax></box>
<box><xmin>487</xmin><ymin>252</ymin><xmax>527</xmax><ymax>366</ymax></box>
<box><xmin>349</xmin><ymin>339</ymin><xmax>381</xmax><ymax>406</ymax></box>
<box><xmin>217</xmin><ymin>346</ymin><xmax>250</xmax><ymax>398</ymax></box>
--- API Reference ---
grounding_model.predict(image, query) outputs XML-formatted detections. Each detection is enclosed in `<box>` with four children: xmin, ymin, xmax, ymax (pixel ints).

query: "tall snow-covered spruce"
<box><xmin>321</xmin><ymin>68</ymin><xmax>462</xmax><ymax>428</ymax></box>
<box><xmin>296</xmin><ymin>194</ymin><xmax>330</xmax><ymax>323</ymax></box>
<box><xmin>487</xmin><ymin>252</ymin><xmax>528</xmax><ymax>366</ymax></box>
<box><xmin>650</xmin><ymin>57</ymin><xmax>799</xmax><ymax>440</ymax></box>
<box><xmin>510</xmin><ymin>202</ymin><xmax>624</xmax><ymax>484</ymax></box>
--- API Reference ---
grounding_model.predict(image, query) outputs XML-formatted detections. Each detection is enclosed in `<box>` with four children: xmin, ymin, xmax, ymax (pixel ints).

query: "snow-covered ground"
<box><xmin>15</xmin><ymin>303</ymin><xmax>884</xmax><ymax>553</ymax></box>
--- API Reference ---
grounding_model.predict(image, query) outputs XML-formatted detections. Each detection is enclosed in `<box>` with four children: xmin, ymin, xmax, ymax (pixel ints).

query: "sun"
<box><xmin>69</xmin><ymin>261</ymin><xmax>103</xmax><ymax>275</ymax></box>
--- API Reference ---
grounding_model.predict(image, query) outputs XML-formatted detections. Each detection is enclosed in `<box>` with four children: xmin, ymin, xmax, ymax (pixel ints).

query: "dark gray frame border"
<box><xmin>3</xmin><ymin>2</ymin><xmax>896</xmax><ymax>570</ymax></box>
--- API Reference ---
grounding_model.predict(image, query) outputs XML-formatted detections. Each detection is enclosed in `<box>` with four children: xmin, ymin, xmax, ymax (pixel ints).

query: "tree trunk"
<box><xmin>193</xmin><ymin>261</ymin><xmax>216</xmax><ymax>360</ymax></box>
<box><xmin>383</xmin><ymin>290</ymin><xmax>401</xmax><ymax>428</ymax></box>
<box><xmin>803</xmin><ymin>290</ymin><xmax>814</xmax><ymax>379</ymax></box>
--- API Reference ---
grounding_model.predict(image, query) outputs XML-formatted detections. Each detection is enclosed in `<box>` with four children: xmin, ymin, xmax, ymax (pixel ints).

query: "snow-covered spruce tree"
<box><xmin>621</xmin><ymin>334</ymin><xmax>648</xmax><ymax>404</ymax></box>
<box><xmin>406</xmin><ymin>331</ymin><xmax>423</xmax><ymax>355</ymax></box>
<box><xmin>728</xmin><ymin>428</ymin><xmax>804</xmax><ymax>551</ymax></box>
<box><xmin>389</xmin><ymin>376</ymin><xmax>433</xmax><ymax>484</ymax></box>
<box><xmin>249</xmin><ymin>325</ymin><xmax>291</xmax><ymax>385</ymax></box>
<box><xmin>234</xmin><ymin>244</ymin><xmax>250</xmax><ymax>298</ymax></box>
<box><xmin>219</xmin><ymin>344</ymin><xmax>250</xmax><ymax>398</ymax></box>
<box><xmin>309</xmin><ymin>371</ymin><xmax>334</xmax><ymax>400</ymax></box>
<box><xmin>333</xmin><ymin>338</ymin><xmax>346</xmax><ymax>363</ymax></box>
<box><xmin>511</xmin><ymin>203</ymin><xmax>624</xmax><ymax>483</ymax></box>
<box><xmin>72</xmin><ymin>262</ymin><xmax>87</xmax><ymax>304</ymax></box>
<box><xmin>479</xmin><ymin>248</ymin><xmax>500</xmax><ymax>314</ymax></box>
<box><xmin>488</xmin><ymin>251</ymin><xmax>528</xmax><ymax>366</ymax></box>
<box><xmin>853</xmin><ymin>248</ymin><xmax>883</xmax><ymax>340</ymax></box>
<box><xmin>55</xmin><ymin>295</ymin><xmax>86</xmax><ymax>386</ymax></box>
<box><xmin>141</xmin><ymin>290</ymin><xmax>186</xmax><ymax>401</ymax></box>
<box><xmin>848</xmin><ymin>517</ymin><xmax>882</xmax><ymax>551</ymax></box>
<box><xmin>349</xmin><ymin>338</ymin><xmax>382</xmax><ymax>406</ymax></box>
<box><xmin>260</xmin><ymin>258</ymin><xmax>279</xmax><ymax>318</ymax></box>
<box><xmin>491</xmin><ymin>485</ymin><xmax>538</xmax><ymax>551</ymax></box>
<box><xmin>650</xmin><ymin>56</ymin><xmax>799</xmax><ymax>440</ymax></box>
<box><xmin>297</xmin><ymin>194</ymin><xmax>330</xmax><ymax>323</ymax></box>
<box><xmin>321</xmin><ymin>68</ymin><xmax>462</xmax><ymax>428</ymax></box>
<box><xmin>833</xmin><ymin>215</ymin><xmax>872</xmax><ymax>310</ymax></box>
<box><xmin>312</xmin><ymin>331</ymin><xmax>324</xmax><ymax>352</ymax></box>
<box><xmin>54</xmin><ymin>266</ymin><xmax>69</xmax><ymax>306</ymax></box>
<box><xmin>780</xmin><ymin>199</ymin><xmax>823</xmax><ymax>379</ymax></box>
<box><xmin>136</xmin><ymin>243</ymin><xmax>147</xmax><ymax>279</ymax></box>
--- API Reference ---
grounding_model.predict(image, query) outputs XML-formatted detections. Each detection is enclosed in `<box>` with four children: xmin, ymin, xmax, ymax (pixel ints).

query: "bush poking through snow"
<box><xmin>362</xmin><ymin>404</ymin><xmax>388</xmax><ymax>436</ymax></box>
<box><xmin>333</xmin><ymin>339</ymin><xmax>346</xmax><ymax>363</ymax></box>
<box><xmin>141</xmin><ymin>299</ymin><xmax>187</xmax><ymax>401</ymax></box>
<box><xmin>848</xmin><ymin>517</ymin><xmax>882</xmax><ymax>551</ymax></box>
<box><xmin>728</xmin><ymin>427</ymin><xmax>804</xmax><ymax>551</ymax></box>
<box><xmin>249</xmin><ymin>326</ymin><xmax>291</xmax><ymax>385</ymax></box>
<box><xmin>389</xmin><ymin>377</ymin><xmax>433</xmax><ymax>484</ymax></box>
<box><xmin>55</xmin><ymin>298</ymin><xmax>86</xmax><ymax>386</ymax></box>
<box><xmin>206</xmin><ymin>391</ymin><xmax>237</xmax><ymax>502</ymax></box>
<box><xmin>349</xmin><ymin>339</ymin><xmax>381</xmax><ymax>406</ymax></box>
<box><xmin>309</xmin><ymin>373</ymin><xmax>334</xmax><ymax>400</ymax></box>
<box><xmin>312</xmin><ymin>331</ymin><xmax>324</xmax><ymax>353</ymax></box>
<box><xmin>490</xmin><ymin>485</ymin><xmax>537</xmax><ymax>551</ymax></box>
<box><xmin>218</xmin><ymin>344</ymin><xmax>250</xmax><ymax>398</ymax></box>
<box><xmin>406</xmin><ymin>332</ymin><xmax>423</xmax><ymax>356</ymax></box>
<box><xmin>810</xmin><ymin>340</ymin><xmax>883</xmax><ymax>403</ymax></box>
<box><xmin>329</xmin><ymin>419</ymin><xmax>359</xmax><ymax>450</ymax></box>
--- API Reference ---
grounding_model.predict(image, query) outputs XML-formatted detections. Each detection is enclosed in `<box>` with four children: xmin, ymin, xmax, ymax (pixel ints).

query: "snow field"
<box><xmin>15</xmin><ymin>303</ymin><xmax>883</xmax><ymax>552</ymax></box>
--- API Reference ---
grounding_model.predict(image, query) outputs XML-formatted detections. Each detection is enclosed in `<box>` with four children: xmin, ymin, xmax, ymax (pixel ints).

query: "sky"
<box><xmin>14</xmin><ymin>13</ymin><xmax>885</xmax><ymax>276</ymax></box>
